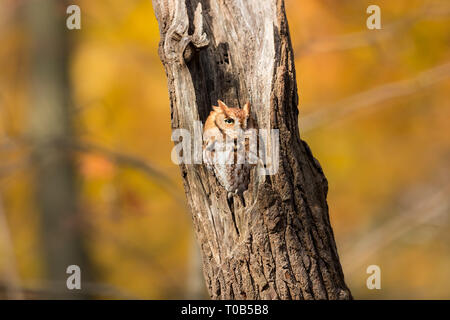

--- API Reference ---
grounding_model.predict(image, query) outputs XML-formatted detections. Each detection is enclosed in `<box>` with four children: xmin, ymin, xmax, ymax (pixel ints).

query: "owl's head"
<box><xmin>212</xmin><ymin>100</ymin><xmax>251</xmax><ymax>137</ymax></box>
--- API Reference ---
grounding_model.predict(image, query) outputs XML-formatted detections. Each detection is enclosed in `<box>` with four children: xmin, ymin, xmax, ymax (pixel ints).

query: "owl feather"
<box><xmin>203</xmin><ymin>100</ymin><xmax>256</xmax><ymax>197</ymax></box>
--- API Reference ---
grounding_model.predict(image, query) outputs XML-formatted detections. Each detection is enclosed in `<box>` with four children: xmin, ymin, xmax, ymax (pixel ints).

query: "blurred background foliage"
<box><xmin>0</xmin><ymin>0</ymin><xmax>448</xmax><ymax>299</ymax></box>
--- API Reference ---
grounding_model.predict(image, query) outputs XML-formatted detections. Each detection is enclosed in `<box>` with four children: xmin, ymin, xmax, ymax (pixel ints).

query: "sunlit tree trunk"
<box><xmin>152</xmin><ymin>0</ymin><xmax>352</xmax><ymax>299</ymax></box>
<box><xmin>26</xmin><ymin>0</ymin><xmax>91</xmax><ymax>298</ymax></box>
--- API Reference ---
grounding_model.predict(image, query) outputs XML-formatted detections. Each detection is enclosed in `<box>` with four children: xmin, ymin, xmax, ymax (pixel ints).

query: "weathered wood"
<box><xmin>152</xmin><ymin>0</ymin><xmax>352</xmax><ymax>300</ymax></box>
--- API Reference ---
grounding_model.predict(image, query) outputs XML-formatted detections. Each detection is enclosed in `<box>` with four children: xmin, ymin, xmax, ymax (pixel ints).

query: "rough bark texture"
<box><xmin>152</xmin><ymin>0</ymin><xmax>352</xmax><ymax>300</ymax></box>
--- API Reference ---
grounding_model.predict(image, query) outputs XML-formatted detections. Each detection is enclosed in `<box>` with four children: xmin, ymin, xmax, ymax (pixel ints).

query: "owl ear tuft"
<box><xmin>243</xmin><ymin>101</ymin><xmax>251</xmax><ymax>116</ymax></box>
<box><xmin>217</xmin><ymin>100</ymin><xmax>229</xmax><ymax>112</ymax></box>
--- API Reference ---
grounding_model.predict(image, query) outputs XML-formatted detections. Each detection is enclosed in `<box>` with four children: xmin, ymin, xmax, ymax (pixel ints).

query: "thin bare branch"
<box><xmin>342</xmin><ymin>183</ymin><xmax>449</xmax><ymax>274</ymax></box>
<box><xmin>69</xmin><ymin>141</ymin><xmax>186</xmax><ymax>207</ymax></box>
<box><xmin>301</xmin><ymin>62</ymin><xmax>450</xmax><ymax>132</ymax></box>
<box><xmin>295</xmin><ymin>1</ymin><xmax>450</xmax><ymax>57</ymax></box>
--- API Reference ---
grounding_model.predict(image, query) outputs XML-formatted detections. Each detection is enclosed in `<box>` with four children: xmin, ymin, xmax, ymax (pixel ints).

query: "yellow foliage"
<box><xmin>0</xmin><ymin>0</ymin><xmax>448</xmax><ymax>299</ymax></box>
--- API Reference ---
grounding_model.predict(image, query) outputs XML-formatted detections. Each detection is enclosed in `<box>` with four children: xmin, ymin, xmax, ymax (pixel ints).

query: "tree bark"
<box><xmin>152</xmin><ymin>0</ymin><xmax>352</xmax><ymax>300</ymax></box>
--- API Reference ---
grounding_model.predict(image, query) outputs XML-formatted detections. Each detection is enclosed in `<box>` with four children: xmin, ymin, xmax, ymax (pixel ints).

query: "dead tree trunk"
<box><xmin>152</xmin><ymin>0</ymin><xmax>352</xmax><ymax>300</ymax></box>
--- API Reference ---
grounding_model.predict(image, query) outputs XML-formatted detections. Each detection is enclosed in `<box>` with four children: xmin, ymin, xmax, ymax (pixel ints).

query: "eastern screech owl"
<box><xmin>203</xmin><ymin>100</ymin><xmax>256</xmax><ymax>196</ymax></box>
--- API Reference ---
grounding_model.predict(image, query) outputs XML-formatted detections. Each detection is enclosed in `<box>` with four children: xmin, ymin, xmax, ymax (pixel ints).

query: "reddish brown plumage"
<box><xmin>203</xmin><ymin>100</ymin><xmax>254</xmax><ymax>194</ymax></box>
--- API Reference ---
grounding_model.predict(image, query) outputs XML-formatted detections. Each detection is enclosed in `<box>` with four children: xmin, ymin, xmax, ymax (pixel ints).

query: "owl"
<box><xmin>203</xmin><ymin>100</ymin><xmax>257</xmax><ymax>197</ymax></box>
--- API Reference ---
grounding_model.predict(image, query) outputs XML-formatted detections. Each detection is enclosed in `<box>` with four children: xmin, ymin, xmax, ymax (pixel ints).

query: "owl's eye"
<box><xmin>224</xmin><ymin>118</ymin><xmax>234</xmax><ymax>124</ymax></box>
